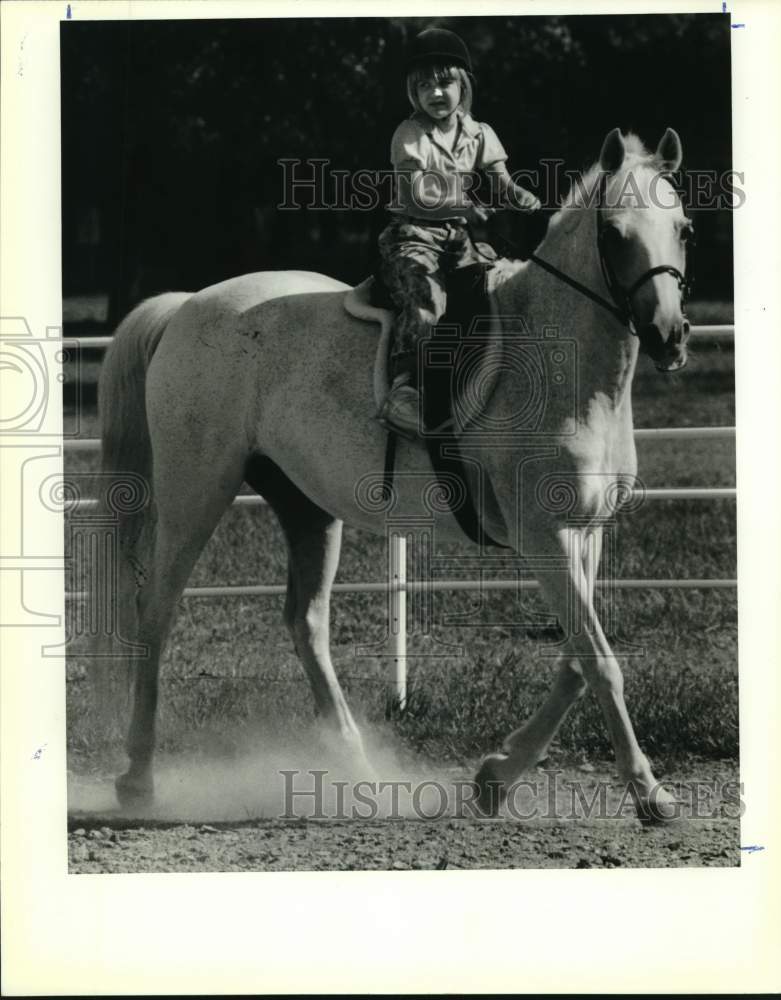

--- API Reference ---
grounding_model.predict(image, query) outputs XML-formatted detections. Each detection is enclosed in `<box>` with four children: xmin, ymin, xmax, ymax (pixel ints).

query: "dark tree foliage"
<box><xmin>60</xmin><ymin>14</ymin><xmax>733</xmax><ymax>321</ymax></box>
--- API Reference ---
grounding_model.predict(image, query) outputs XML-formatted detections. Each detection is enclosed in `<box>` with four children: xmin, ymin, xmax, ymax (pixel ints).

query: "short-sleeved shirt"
<box><xmin>388</xmin><ymin>110</ymin><xmax>508</xmax><ymax>219</ymax></box>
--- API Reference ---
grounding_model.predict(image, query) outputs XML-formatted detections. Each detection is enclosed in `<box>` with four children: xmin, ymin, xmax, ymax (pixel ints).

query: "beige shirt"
<box><xmin>389</xmin><ymin>110</ymin><xmax>508</xmax><ymax>219</ymax></box>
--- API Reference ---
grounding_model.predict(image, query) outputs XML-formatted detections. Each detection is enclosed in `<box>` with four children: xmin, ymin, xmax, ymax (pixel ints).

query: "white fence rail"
<box><xmin>62</xmin><ymin>325</ymin><xmax>736</xmax><ymax>352</ymax></box>
<box><xmin>62</xmin><ymin>425</ymin><xmax>737</xmax><ymax>455</ymax></box>
<box><xmin>66</xmin><ymin>486</ymin><xmax>735</xmax><ymax>514</ymax></box>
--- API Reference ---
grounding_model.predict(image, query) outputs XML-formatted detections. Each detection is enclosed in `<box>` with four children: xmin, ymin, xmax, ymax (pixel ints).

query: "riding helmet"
<box><xmin>406</xmin><ymin>28</ymin><xmax>473</xmax><ymax>74</ymax></box>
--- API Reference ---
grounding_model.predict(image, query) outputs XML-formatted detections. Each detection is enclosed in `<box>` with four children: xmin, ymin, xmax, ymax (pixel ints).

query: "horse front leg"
<box><xmin>474</xmin><ymin>528</ymin><xmax>602</xmax><ymax>814</ymax></box>
<box><xmin>477</xmin><ymin>525</ymin><xmax>677</xmax><ymax>824</ymax></box>
<box><xmin>538</xmin><ymin>526</ymin><xmax>677</xmax><ymax>824</ymax></box>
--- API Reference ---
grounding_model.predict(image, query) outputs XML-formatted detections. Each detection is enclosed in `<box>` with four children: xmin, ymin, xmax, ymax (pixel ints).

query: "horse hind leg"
<box><xmin>474</xmin><ymin>655</ymin><xmax>588</xmax><ymax>815</ymax></box>
<box><xmin>115</xmin><ymin>451</ymin><xmax>245</xmax><ymax>808</ymax></box>
<box><xmin>245</xmin><ymin>456</ymin><xmax>369</xmax><ymax>770</ymax></box>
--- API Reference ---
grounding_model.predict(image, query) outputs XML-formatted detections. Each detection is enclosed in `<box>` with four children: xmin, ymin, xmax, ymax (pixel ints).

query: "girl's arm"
<box><xmin>395</xmin><ymin>168</ymin><xmax>489</xmax><ymax>222</ymax></box>
<box><xmin>484</xmin><ymin>162</ymin><xmax>541</xmax><ymax>213</ymax></box>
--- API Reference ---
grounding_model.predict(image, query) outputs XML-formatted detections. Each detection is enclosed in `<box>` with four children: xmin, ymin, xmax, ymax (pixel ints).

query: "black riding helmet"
<box><xmin>406</xmin><ymin>27</ymin><xmax>473</xmax><ymax>75</ymax></box>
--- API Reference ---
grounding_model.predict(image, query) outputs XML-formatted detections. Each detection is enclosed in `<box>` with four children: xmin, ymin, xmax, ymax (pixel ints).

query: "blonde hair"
<box><xmin>406</xmin><ymin>63</ymin><xmax>473</xmax><ymax>116</ymax></box>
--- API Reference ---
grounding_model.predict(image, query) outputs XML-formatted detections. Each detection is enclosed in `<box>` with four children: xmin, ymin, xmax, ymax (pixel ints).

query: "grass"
<box><xmin>63</xmin><ymin>300</ymin><xmax>737</xmax><ymax>766</ymax></box>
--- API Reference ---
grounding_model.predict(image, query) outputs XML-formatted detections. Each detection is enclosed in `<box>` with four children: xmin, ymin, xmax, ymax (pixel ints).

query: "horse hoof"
<box><xmin>632</xmin><ymin>784</ymin><xmax>681</xmax><ymax>826</ymax></box>
<box><xmin>115</xmin><ymin>772</ymin><xmax>154</xmax><ymax>810</ymax></box>
<box><xmin>472</xmin><ymin>754</ymin><xmax>509</xmax><ymax>817</ymax></box>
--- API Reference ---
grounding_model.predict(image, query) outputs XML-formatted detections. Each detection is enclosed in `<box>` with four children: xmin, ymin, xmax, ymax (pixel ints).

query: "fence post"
<box><xmin>388</xmin><ymin>531</ymin><xmax>407</xmax><ymax>711</ymax></box>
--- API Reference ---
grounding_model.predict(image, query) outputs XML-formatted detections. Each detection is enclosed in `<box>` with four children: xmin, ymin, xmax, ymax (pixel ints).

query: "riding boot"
<box><xmin>377</xmin><ymin>354</ymin><xmax>423</xmax><ymax>439</ymax></box>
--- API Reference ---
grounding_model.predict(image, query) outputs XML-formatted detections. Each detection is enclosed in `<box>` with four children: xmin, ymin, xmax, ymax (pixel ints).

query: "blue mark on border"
<box><xmin>740</xmin><ymin>844</ymin><xmax>765</xmax><ymax>853</ymax></box>
<box><xmin>66</xmin><ymin>4</ymin><xmax>72</xmax><ymax>18</ymax></box>
<box><xmin>722</xmin><ymin>1</ymin><xmax>727</xmax><ymax>11</ymax></box>
<box><xmin>732</xmin><ymin>23</ymin><xmax>745</xmax><ymax>28</ymax></box>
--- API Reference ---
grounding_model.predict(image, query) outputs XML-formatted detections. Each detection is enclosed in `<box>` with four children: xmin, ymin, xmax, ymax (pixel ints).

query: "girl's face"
<box><xmin>416</xmin><ymin>73</ymin><xmax>461</xmax><ymax>122</ymax></box>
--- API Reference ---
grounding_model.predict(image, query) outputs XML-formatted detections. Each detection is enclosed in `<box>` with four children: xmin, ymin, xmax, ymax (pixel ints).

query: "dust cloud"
<box><xmin>67</xmin><ymin>727</ymin><xmax>470</xmax><ymax>822</ymax></box>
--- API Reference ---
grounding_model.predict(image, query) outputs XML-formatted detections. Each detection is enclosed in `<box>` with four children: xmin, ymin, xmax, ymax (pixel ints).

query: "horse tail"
<box><xmin>91</xmin><ymin>293</ymin><xmax>191</xmax><ymax>731</ymax></box>
<box><xmin>99</xmin><ymin>292</ymin><xmax>192</xmax><ymax>485</ymax></box>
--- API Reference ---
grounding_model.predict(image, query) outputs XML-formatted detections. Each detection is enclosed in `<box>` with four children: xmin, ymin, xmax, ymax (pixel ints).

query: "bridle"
<box><xmin>593</xmin><ymin>172</ymin><xmax>694</xmax><ymax>330</ymax></box>
<box><xmin>487</xmin><ymin>170</ymin><xmax>694</xmax><ymax>334</ymax></box>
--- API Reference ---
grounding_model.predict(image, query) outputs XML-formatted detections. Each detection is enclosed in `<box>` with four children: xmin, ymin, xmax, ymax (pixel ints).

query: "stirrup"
<box><xmin>376</xmin><ymin>411</ymin><xmax>418</xmax><ymax>442</ymax></box>
<box><xmin>376</xmin><ymin>383</ymin><xmax>423</xmax><ymax>441</ymax></box>
<box><xmin>426</xmin><ymin>415</ymin><xmax>457</xmax><ymax>436</ymax></box>
<box><xmin>376</xmin><ymin>411</ymin><xmax>456</xmax><ymax>440</ymax></box>
<box><xmin>376</xmin><ymin>401</ymin><xmax>422</xmax><ymax>440</ymax></box>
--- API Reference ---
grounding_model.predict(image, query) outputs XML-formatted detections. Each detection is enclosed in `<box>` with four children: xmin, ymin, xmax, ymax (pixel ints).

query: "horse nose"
<box><xmin>670</xmin><ymin>318</ymin><xmax>690</xmax><ymax>346</ymax></box>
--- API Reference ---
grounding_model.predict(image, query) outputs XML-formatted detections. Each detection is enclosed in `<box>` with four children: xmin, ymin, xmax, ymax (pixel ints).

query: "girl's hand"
<box><xmin>468</xmin><ymin>202</ymin><xmax>496</xmax><ymax>223</ymax></box>
<box><xmin>512</xmin><ymin>187</ymin><xmax>541</xmax><ymax>213</ymax></box>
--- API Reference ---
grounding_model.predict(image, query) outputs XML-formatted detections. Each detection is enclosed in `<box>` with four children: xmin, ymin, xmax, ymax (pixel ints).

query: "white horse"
<box><xmin>97</xmin><ymin>127</ymin><xmax>691</xmax><ymax>822</ymax></box>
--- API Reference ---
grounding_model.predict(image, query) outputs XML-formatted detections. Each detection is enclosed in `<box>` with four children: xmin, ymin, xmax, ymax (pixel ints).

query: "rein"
<box><xmin>526</xmin><ymin>248</ymin><xmax>627</xmax><ymax>324</ymax></box>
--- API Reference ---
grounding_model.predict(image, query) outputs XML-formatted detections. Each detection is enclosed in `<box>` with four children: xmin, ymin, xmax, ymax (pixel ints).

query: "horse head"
<box><xmin>597</xmin><ymin>127</ymin><xmax>692</xmax><ymax>371</ymax></box>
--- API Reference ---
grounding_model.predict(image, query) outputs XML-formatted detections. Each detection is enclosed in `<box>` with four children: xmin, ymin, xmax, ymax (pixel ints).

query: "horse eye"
<box><xmin>602</xmin><ymin>222</ymin><xmax>626</xmax><ymax>244</ymax></box>
<box><xmin>680</xmin><ymin>223</ymin><xmax>695</xmax><ymax>243</ymax></box>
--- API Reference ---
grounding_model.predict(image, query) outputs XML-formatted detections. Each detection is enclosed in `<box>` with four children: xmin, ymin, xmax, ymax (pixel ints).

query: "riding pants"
<box><xmin>378</xmin><ymin>215</ymin><xmax>479</xmax><ymax>377</ymax></box>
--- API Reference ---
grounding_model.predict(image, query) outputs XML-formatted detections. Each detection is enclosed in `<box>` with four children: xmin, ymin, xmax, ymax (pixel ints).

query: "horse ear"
<box><xmin>655</xmin><ymin>127</ymin><xmax>683</xmax><ymax>172</ymax></box>
<box><xmin>599</xmin><ymin>128</ymin><xmax>626</xmax><ymax>173</ymax></box>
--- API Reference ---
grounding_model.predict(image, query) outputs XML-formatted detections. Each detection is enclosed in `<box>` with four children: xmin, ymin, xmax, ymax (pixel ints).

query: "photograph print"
<box><xmin>60</xmin><ymin>11</ymin><xmax>740</xmax><ymax>874</ymax></box>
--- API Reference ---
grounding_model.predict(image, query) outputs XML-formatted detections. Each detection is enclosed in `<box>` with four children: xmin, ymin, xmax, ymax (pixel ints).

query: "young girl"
<box><xmin>377</xmin><ymin>27</ymin><xmax>540</xmax><ymax>438</ymax></box>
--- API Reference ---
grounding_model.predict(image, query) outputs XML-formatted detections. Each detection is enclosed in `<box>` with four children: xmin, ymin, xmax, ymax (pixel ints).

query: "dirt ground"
<box><xmin>68</xmin><ymin>758</ymin><xmax>741</xmax><ymax>872</ymax></box>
